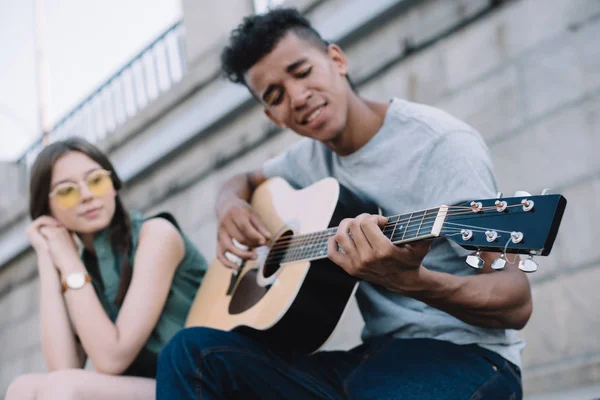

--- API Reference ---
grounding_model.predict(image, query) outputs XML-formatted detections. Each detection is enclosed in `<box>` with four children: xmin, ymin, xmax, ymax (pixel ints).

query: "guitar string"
<box><xmin>265</xmin><ymin>218</ymin><xmax>522</xmax><ymax>261</ymax></box>
<box><xmin>270</xmin><ymin>204</ymin><xmax>510</xmax><ymax>246</ymax></box>
<box><xmin>261</xmin><ymin>227</ymin><xmax>512</xmax><ymax>268</ymax></box>
<box><xmin>267</xmin><ymin>204</ymin><xmax>524</xmax><ymax>252</ymax></box>
<box><xmin>269</xmin><ymin>204</ymin><xmax>522</xmax><ymax>249</ymax></box>
<box><xmin>265</xmin><ymin>220</ymin><xmax>518</xmax><ymax>262</ymax></box>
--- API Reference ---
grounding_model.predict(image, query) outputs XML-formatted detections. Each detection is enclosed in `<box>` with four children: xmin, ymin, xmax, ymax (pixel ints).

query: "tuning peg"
<box><xmin>518</xmin><ymin>255</ymin><xmax>539</xmax><ymax>273</ymax></box>
<box><xmin>514</xmin><ymin>190</ymin><xmax>532</xmax><ymax>197</ymax></box>
<box><xmin>541</xmin><ymin>188</ymin><xmax>552</xmax><ymax>195</ymax></box>
<box><xmin>491</xmin><ymin>254</ymin><xmax>506</xmax><ymax>270</ymax></box>
<box><xmin>466</xmin><ymin>251</ymin><xmax>484</xmax><ymax>269</ymax></box>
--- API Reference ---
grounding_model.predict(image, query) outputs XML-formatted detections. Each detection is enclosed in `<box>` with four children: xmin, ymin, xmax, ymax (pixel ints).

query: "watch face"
<box><xmin>66</xmin><ymin>273</ymin><xmax>86</xmax><ymax>289</ymax></box>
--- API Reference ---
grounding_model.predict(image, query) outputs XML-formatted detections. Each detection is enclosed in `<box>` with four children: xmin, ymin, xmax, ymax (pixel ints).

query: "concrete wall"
<box><xmin>1</xmin><ymin>0</ymin><xmax>599</xmax><ymax>397</ymax></box>
<box><xmin>0</xmin><ymin>162</ymin><xmax>26</xmax><ymax>225</ymax></box>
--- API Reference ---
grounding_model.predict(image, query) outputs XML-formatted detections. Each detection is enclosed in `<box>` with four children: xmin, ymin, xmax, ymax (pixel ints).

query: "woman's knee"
<box><xmin>5</xmin><ymin>373</ymin><xmax>45</xmax><ymax>400</ymax></box>
<box><xmin>37</xmin><ymin>369</ymin><xmax>86</xmax><ymax>400</ymax></box>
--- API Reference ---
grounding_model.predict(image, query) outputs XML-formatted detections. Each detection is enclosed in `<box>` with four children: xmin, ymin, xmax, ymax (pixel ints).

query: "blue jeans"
<box><xmin>156</xmin><ymin>327</ymin><xmax>522</xmax><ymax>399</ymax></box>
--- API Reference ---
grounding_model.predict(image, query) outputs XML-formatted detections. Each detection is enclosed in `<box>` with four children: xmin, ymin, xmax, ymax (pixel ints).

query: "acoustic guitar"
<box><xmin>186</xmin><ymin>177</ymin><xmax>566</xmax><ymax>353</ymax></box>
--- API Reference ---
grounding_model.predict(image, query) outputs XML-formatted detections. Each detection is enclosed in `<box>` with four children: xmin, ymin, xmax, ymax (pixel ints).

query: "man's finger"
<box><xmin>216</xmin><ymin>251</ymin><xmax>240</xmax><ymax>272</ymax></box>
<box><xmin>335</xmin><ymin>220</ymin><xmax>357</xmax><ymax>258</ymax></box>
<box><xmin>350</xmin><ymin>220</ymin><xmax>373</xmax><ymax>260</ymax></box>
<box><xmin>376</xmin><ymin>215</ymin><xmax>388</xmax><ymax>227</ymax></box>
<box><xmin>218</xmin><ymin>232</ymin><xmax>255</xmax><ymax>260</ymax></box>
<box><xmin>327</xmin><ymin>235</ymin><xmax>352</xmax><ymax>272</ymax></box>
<box><xmin>234</xmin><ymin>217</ymin><xmax>268</xmax><ymax>246</ymax></box>
<box><xmin>362</xmin><ymin>220</ymin><xmax>394</xmax><ymax>249</ymax></box>
<box><xmin>250</xmin><ymin>214</ymin><xmax>272</xmax><ymax>241</ymax></box>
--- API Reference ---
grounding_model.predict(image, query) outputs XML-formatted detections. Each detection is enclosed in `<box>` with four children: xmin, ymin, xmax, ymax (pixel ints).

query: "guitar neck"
<box><xmin>266</xmin><ymin>207</ymin><xmax>445</xmax><ymax>265</ymax></box>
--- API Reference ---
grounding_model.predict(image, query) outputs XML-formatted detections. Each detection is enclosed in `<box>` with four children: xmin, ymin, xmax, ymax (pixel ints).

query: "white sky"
<box><xmin>0</xmin><ymin>0</ymin><xmax>286</xmax><ymax>162</ymax></box>
<box><xmin>0</xmin><ymin>0</ymin><xmax>182</xmax><ymax>161</ymax></box>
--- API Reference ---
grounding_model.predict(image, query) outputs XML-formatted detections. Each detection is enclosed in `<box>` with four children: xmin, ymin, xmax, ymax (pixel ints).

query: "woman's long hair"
<box><xmin>29</xmin><ymin>137</ymin><xmax>132</xmax><ymax>306</ymax></box>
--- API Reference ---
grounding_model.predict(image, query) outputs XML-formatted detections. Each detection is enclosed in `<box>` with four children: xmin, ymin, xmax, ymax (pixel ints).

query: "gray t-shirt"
<box><xmin>263</xmin><ymin>98</ymin><xmax>524</xmax><ymax>367</ymax></box>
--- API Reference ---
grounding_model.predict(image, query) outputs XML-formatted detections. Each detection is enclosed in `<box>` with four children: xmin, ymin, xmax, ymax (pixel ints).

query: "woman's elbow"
<box><xmin>92</xmin><ymin>355</ymin><xmax>130</xmax><ymax>376</ymax></box>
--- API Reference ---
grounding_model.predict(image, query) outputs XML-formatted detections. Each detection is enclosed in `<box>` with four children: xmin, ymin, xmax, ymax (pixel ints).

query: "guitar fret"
<box><xmin>288</xmin><ymin>238</ymin><xmax>301</xmax><ymax>263</ymax></box>
<box><xmin>306</xmin><ymin>232</ymin><xmax>319</xmax><ymax>259</ymax></box>
<box><xmin>313</xmin><ymin>234</ymin><xmax>326</xmax><ymax>259</ymax></box>
<box><xmin>280</xmin><ymin>246</ymin><xmax>291</xmax><ymax>264</ymax></box>
<box><xmin>297</xmin><ymin>234</ymin><xmax>307</xmax><ymax>260</ymax></box>
<box><xmin>298</xmin><ymin>233</ymin><xmax>311</xmax><ymax>260</ymax></box>
<box><xmin>416</xmin><ymin>210</ymin><xmax>427</xmax><ymax>237</ymax></box>
<box><xmin>390</xmin><ymin>214</ymin><xmax>410</xmax><ymax>243</ymax></box>
<box><xmin>302</xmin><ymin>233</ymin><xmax>312</xmax><ymax>260</ymax></box>
<box><xmin>388</xmin><ymin>215</ymin><xmax>401</xmax><ymax>242</ymax></box>
<box><xmin>401</xmin><ymin>213</ymin><xmax>414</xmax><ymax>240</ymax></box>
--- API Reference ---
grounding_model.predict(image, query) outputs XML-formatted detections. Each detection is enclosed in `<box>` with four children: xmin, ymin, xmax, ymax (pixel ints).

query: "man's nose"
<box><xmin>289</xmin><ymin>83</ymin><xmax>311</xmax><ymax>111</ymax></box>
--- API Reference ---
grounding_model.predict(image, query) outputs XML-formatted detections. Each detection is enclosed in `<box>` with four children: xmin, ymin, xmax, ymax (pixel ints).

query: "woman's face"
<box><xmin>48</xmin><ymin>151</ymin><xmax>117</xmax><ymax>233</ymax></box>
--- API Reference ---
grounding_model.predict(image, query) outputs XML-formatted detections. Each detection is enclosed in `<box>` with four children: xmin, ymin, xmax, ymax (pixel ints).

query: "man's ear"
<box><xmin>264</xmin><ymin>108</ymin><xmax>287</xmax><ymax>129</ymax></box>
<box><xmin>328</xmin><ymin>44</ymin><xmax>349</xmax><ymax>76</ymax></box>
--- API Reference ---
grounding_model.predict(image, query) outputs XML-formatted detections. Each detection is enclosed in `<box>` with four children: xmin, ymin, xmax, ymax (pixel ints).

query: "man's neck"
<box><xmin>326</xmin><ymin>96</ymin><xmax>389</xmax><ymax>156</ymax></box>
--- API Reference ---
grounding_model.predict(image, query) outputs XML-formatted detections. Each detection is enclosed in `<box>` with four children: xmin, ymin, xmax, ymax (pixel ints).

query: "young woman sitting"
<box><xmin>6</xmin><ymin>137</ymin><xmax>207</xmax><ymax>400</ymax></box>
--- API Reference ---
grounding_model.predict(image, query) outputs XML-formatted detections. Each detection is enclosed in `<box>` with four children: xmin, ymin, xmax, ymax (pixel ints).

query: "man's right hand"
<box><xmin>216</xmin><ymin>198</ymin><xmax>272</xmax><ymax>271</ymax></box>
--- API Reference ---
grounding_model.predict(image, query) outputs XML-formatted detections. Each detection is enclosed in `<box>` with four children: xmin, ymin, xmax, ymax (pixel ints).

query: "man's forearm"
<box><xmin>405</xmin><ymin>267</ymin><xmax>532</xmax><ymax>330</ymax></box>
<box><xmin>215</xmin><ymin>173</ymin><xmax>255</xmax><ymax>216</ymax></box>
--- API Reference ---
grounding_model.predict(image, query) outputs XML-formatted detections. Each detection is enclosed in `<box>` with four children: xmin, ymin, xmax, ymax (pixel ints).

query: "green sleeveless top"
<box><xmin>82</xmin><ymin>211</ymin><xmax>207</xmax><ymax>355</ymax></box>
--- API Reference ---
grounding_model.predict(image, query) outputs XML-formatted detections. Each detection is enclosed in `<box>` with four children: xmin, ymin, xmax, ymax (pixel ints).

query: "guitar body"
<box><xmin>185</xmin><ymin>177</ymin><xmax>377</xmax><ymax>353</ymax></box>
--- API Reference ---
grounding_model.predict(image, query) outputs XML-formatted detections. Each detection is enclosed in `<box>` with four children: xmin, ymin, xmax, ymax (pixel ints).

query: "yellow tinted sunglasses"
<box><xmin>49</xmin><ymin>169</ymin><xmax>114</xmax><ymax>209</ymax></box>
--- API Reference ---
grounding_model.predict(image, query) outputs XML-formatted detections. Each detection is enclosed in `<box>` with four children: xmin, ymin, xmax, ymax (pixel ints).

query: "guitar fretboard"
<box><xmin>265</xmin><ymin>208</ymin><xmax>441</xmax><ymax>266</ymax></box>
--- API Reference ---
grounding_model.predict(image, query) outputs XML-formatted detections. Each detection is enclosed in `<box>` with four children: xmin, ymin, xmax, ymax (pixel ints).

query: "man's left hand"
<box><xmin>327</xmin><ymin>213</ymin><xmax>432</xmax><ymax>293</ymax></box>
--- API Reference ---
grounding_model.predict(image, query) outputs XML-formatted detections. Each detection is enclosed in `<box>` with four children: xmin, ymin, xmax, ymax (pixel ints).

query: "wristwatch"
<box><xmin>61</xmin><ymin>272</ymin><xmax>92</xmax><ymax>293</ymax></box>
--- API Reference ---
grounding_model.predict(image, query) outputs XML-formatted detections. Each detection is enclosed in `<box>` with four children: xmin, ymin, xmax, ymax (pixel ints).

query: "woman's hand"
<box><xmin>26</xmin><ymin>216</ymin><xmax>62</xmax><ymax>258</ymax></box>
<box><xmin>38</xmin><ymin>225</ymin><xmax>80</xmax><ymax>274</ymax></box>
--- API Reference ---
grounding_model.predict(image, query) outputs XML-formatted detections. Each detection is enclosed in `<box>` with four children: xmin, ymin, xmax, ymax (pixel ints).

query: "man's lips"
<box><xmin>299</xmin><ymin>103</ymin><xmax>326</xmax><ymax>125</ymax></box>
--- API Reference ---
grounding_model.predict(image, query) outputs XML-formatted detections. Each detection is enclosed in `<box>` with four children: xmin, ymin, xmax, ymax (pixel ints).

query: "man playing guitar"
<box><xmin>157</xmin><ymin>8</ymin><xmax>530</xmax><ymax>399</ymax></box>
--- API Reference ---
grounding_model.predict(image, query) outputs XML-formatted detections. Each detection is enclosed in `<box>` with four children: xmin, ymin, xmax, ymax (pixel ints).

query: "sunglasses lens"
<box><xmin>54</xmin><ymin>185</ymin><xmax>80</xmax><ymax>208</ymax></box>
<box><xmin>87</xmin><ymin>171</ymin><xmax>113</xmax><ymax>197</ymax></box>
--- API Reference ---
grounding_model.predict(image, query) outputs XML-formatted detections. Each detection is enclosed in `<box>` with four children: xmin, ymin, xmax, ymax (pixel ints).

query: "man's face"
<box><xmin>245</xmin><ymin>32</ymin><xmax>350</xmax><ymax>143</ymax></box>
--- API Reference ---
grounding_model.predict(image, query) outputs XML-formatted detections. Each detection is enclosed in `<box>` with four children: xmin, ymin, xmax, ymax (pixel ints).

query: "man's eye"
<box><xmin>297</xmin><ymin>67</ymin><xmax>312</xmax><ymax>78</ymax></box>
<box><xmin>270</xmin><ymin>91</ymin><xmax>284</xmax><ymax>105</ymax></box>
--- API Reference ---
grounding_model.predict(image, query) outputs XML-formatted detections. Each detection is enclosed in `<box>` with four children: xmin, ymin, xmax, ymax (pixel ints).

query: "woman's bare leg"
<box><xmin>5</xmin><ymin>369</ymin><xmax>155</xmax><ymax>400</ymax></box>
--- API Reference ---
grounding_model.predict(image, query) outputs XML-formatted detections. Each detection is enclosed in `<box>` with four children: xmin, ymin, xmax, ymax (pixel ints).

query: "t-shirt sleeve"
<box><xmin>262</xmin><ymin>138</ymin><xmax>325</xmax><ymax>189</ymax></box>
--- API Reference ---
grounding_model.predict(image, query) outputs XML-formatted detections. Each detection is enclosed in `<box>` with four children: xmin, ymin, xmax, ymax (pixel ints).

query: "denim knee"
<box><xmin>160</xmin><ymin>327</ymin><xmax>239</xmax><ymax>369</ymax></box>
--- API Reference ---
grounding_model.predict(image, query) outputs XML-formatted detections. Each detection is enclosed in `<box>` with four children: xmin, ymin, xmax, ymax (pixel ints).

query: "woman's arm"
<box><xmin>38</xmin><ymin>254</ymin><xmax>87</xmax><ymax>369</ymax></box>
<box><xmin>41</xmin><ymin>218</ymin><xmax>185</xmax><ymax>375</ymax></box>
<box><xmin>27</xmin><ymin>217</ymin><xmax>86</xmax><ymax>370</ymax></box>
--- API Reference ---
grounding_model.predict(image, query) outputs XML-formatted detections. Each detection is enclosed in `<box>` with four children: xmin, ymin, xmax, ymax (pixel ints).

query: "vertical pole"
<box><xmin>34</xmin><ymin>0</ymin><xmax>51</xmax><ymax>145</ymax></box>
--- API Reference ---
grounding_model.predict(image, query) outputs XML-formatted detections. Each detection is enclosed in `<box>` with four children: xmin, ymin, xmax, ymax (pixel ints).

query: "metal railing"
<box><xmin>18</xmin><ymin>21</ymin><xmax>187</xmax><ymax>167</ymax></box>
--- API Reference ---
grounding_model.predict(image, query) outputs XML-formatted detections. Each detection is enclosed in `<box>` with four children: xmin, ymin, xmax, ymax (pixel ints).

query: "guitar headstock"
<box><xmin>439</xmin><ymin>190</ymin><xmax>567</xmax><ymax>272</ymax></box>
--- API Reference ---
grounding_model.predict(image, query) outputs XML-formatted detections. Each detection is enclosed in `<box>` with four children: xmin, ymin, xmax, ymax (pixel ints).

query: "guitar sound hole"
<box><xmin>229</xmin><ymin>268</ymin><xmax>270</xmax><ymax>314</ymax></box>
<box><xmin>263</xmin><ymin>229</ymin><xmax>294</xmax><ymax>278</ymax></box>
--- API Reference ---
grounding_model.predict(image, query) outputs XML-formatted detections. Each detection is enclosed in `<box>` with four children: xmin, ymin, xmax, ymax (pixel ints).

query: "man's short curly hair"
<box><xmin>221</xmin><ymin>8</ymin><xmax>328</xmax><ymax>86</ymax></box>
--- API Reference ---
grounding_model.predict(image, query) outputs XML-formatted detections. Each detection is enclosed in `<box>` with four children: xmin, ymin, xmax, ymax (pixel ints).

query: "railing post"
<box><xmin>17</xmin><ymin>21</ymin><xmax>187</xmax><ymax>169</ymax></box>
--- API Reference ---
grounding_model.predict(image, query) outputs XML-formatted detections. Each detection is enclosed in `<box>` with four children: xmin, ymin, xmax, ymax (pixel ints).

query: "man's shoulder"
<box><xmin>388</xmin><ymin>98</ymin><xmax>479</xmax><ymax>139</ymax></box>
<box><xmin>288</xmin><ymin>136</ymin><xmax>332</xmax><ymax>159</ymax></box>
